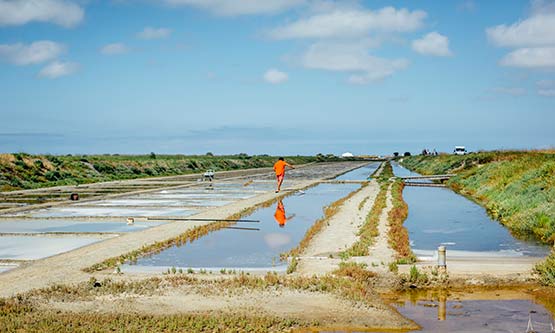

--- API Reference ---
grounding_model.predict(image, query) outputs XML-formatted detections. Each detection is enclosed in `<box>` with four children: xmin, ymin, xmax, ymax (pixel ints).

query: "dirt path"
<box><xmin>296</xmin><ymin>181</ymin><xmax>379</xmax><ymax>275</ymax></box>
<box><xmin>353</xmin><ymin>183</ymin><xmax>395</xmax><ymax>272</ymax></box>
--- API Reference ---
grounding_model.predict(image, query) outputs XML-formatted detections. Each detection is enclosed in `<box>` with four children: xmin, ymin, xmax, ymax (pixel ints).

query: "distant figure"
<box><xmin>274</xmin><ymin>199</ymin><xmax>295</xmax><ymax>228</ymax></box>
<box><xmin>69</xmin><ymin>193</ymin><xmax>79</xmax><ymax>201</ymax></box>
<box><xmin>273</xmin><ymin>157</ymin><xmax>294</xmax><ymax>193</ymax></box>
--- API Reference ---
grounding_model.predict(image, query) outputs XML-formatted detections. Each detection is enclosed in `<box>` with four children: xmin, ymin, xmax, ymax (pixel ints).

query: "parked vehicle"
<box><xmin>454</xmin><ymin>146</ymin><xmax>467</xmax><ymax>155</ymax></box>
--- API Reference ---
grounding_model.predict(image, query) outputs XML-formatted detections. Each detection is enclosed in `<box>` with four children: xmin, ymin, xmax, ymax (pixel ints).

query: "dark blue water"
<box><xmin>392</xmin><ymin>162</ymin><xmax>549</xmax><ymax>257</ymax></box>
<box><xmin>130</xmin><ymin>183</ymin><xmax>359</xmax><ymax>269</ymax></box>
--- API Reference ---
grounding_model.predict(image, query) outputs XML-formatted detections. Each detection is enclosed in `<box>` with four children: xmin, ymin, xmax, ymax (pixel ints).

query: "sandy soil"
<box><xmin>40</xmin><ymin>283</ymin><xmax>417</xmax><ymax>330</ymax></box>
<box><xmin>352</xmin><ymin>183</ymin><xmax>395</xmax><ymax>272</ymax></box>
<box><xmin>296</xmin><ymin>181</ymin><xmax>380</xmax><ymax>275</ymax></box>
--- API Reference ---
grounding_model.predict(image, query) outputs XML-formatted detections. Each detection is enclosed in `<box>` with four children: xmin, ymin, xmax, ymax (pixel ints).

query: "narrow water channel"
<box><xmin>334</xmin><ymin>162</ymin><xmax>381</xmax><ymax>181</ymax></box>
<box><xmin>392</xmin><ymin>162</ymin><xmax>549</xmax><ymax>258</ymax></box>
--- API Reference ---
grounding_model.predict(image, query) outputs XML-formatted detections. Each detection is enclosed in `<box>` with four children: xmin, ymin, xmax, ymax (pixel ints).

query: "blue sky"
<box><xmin>0</xmin><ymin>0</ymin><xmax>554</xmax><ymax>155</ymax></box>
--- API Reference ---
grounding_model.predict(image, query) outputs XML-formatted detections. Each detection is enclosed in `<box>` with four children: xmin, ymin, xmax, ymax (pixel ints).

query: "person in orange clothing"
<box><xmin>274</xmin><ymin>199</ymin><xmax>295</xmax><ymax>228</ymax></box>
<box><xmin>273</xmin><ymin>157</ymin><xmax>294</xmax><ymax>193</ymax></box>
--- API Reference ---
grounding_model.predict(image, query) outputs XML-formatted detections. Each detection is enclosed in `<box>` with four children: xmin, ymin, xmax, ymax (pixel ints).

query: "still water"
<box><xmin>392</xmin><ymin>163</ymin><xmax>549</xmax><ymax>257</ymax></box>
<box><xmin>335</xmin><ymin>162</ymin><xmax>381</xmax><ymax>181</ymax></box>
<box><xmin>127</xmin><ymin>183</ymin><xmax>360</xmax><ymax>271</ymax></box>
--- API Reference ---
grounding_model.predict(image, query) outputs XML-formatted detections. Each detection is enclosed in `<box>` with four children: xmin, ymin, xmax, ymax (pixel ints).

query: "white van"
<box><xmin>454</xmin><ymin>146</ymin><xmax>467</xmax><ymax>155</ymax></box>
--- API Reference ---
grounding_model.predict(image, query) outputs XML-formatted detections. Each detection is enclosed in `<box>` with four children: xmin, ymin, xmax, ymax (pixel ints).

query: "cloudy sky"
<box><xmin>0</xmin><ymin>0</ymin><xmax>554</xmax><ymax>155</ymax></box>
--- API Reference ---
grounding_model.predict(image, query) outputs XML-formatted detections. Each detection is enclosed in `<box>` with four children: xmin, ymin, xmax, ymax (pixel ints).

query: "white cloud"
<box><xmin>0</xmin><ymin>41</ymin><xmax>65</xmax><ymax>66</ymax></box>
<box><xmin>163</xmin><ymin>0</ymin><xmax>304</xmax><ymax>16</ymax></box>
<box><xmin>301</xmin><ymin>40</ymin><xmax>408</xmax><ymax>84</ymax></box>
<box><xmin>457</xmin><ymin>0</ymin><xmax>476</xmax><ymax>12</ymax></box>
<box><xmin>264</xmin><ymin>233</ymin><xmax>292</xmax><ymax>249</ymax></box>
<box><xmin>486</xmin><ymin>14</ymin><xmax>555</xmax><ymax>47</ymax></box>
<box><xmin>531</xmin><ymin>0</ymin><xmax>555</xmax><ymax>15</ymax></box>
<box><xmin>411</xmin><ymin>32</ymin><xmax>452</xmax><ymax>56</ymax></box>
<box><xmin>269</xmin><ymin>7</ymin><xmax>427</xmax><ymax>39</ymax></box>
<box><xmin>38</xmin><ymin>61</ymin><xmax>78</xmax><ymax>78</ymax></box>
<box><xmin>0</xmin><ymin>0</ymin><xmax>84</xmax><ymax>27</ymax></box>
<box><xmin>491</xmin><ymin>87</ymin><xmax>527</xmax><ymax>96</ymax></box>
<box><xmin>100</xmin><ymin>43</ymin><xmax>129</xmax><ymax>55</ymax></box>
<box><xmin>137</xmin><ymin>27</ymin><xmax>172</xmax><ymax>40</ymax></box>
<box><xmin>538</xmin><ymin>89</ymin><xmax>555</xmax><ymax>96</ymax></box>
<box><xmin>263</xmin><ymin>69</ymin><xmax>289</xmax><ymax>84</ymax></box>
<box><xmin>537</xmin><ymin>79</ymin><xmax>555</xmax><ymax>96</ymax></box>
<box><xmin>500</xmin><ymin>47</ymin><xmax>555</xmax><ymax>68</ymax></box>
<box><xmin>537</xmin><ymin>79</ymin><xmax>554</xmax><ymax>88</ymax></box>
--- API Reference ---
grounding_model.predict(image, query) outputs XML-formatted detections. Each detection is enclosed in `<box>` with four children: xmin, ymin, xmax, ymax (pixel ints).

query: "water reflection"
<box><xmin>391</xmin><ymin>162</ymin><xmax>549</xmax><ymax>257</ymax></box>
<box><xmin>274</xmin><ymin>199</ymin><xmax>296</xmax><ymax>228</ymax></box>
<box><xmin>388</xmin><ymin>290</ymin><xmax>555</xmax><ymax>333</ymax></box>
<box><xmin>128</xmin><ymin>183</ymin><xmax>359</xmax><ymax>270</ymax></box>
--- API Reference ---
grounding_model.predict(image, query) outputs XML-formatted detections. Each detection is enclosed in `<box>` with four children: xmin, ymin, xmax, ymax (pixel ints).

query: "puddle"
<box><xmin>0</xmin><ymin>219</ymin><xmax>165</xmax><ymax>233</ymax></box>
<box><xmin>386</xmin><ymin>290</ymin><xmax>555</xmax><ymax>333</ymax></box>
<box><xmin>0</xmin><ymin>236</ymin><xmax>104</xmax><ymax>260</ymax></box>
<box><xmin>334</xmin><ymin>162</ymin><xmax>381</xmax><ymax>181</ymax></box>
<box><xmin>124</xmin><ymin>183</ymin><xmax>360</xmax><ymax>271</ymax></box>
<box><xmin>391</xmin><ymin>163</ymin><xmax>549</xmax><ymax>258</ymax></box>
<box><xmin>26</xmin><ymin>207</ymin><xmax>198</xmax><ymax>218</ymax></box>
<box><xmin>84</xmin><ymin>198</ymin><xmax>233</xmax><ymax>207</ymax></box>
<box><xmin>0</xmin><ymin>264</ymin><xmax>18</xmax><ymax>273</ymax></box>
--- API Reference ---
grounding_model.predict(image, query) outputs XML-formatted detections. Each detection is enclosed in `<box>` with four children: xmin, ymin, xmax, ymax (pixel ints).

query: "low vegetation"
<box><xmin>401</xmin><ymin>150</ymin><xmax>555</xmax><ymax>284</ymax></box>
<box><xmin>341</xmin><ymin>182</ymin><xmax>388</xmax><ymax>258</ymax></box>
<box><xmin>1</xmin><ymin>263</ymin><xmax>386</xmax><ymax>332</ymax></box>
<box><xmin>0</xmin><ymin>153</ymin><xmax>321</xmax><ymax>192</ymax></box>
<box><xmin>401</xmin><ymin>151</ymin><xmax>555</xmax><ymax>244</ymax></box>
<box><xmin>535</xmin><ymin>252</ymin><xmax>555</xmax><ymax>286</ymax></box>
<box><xmin>388</xmin><ymin>179</ymin><xmax>415</xmax><ymax>262</ymax></box>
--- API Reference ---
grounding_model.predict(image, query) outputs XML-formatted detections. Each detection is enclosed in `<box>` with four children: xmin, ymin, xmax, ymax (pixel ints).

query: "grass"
<box><xmin>340</xmin><ymin>182</ymin><xmax>388</xmax><ymax>258</ymax></box>
<box><xmin>286</xmin><ymin>257</ymin><xmax>299</xmax><ymax>274</ymax></box>
<box><xmin>0</xmin><ymin>307</ymin><xmax>307</xmax><ymax>332</ymax></box>
<box><xmin>535</xmin><ymin>251</ymin><xmax>555</xmax><ymax>286</ymax></box>
<box><xmin>0</xmin><ymin>262</ymin><xmax>383</xmax><ymax>332</ymax></box>
<box><xmin>376</xmin><ymin>161</ymin><xmax>394</xmax><ymax>182</ymax></box>
<box><xmin>401</xmin><ymin>151</ymin><xmax>555</xmax><ymax>244</ymax></box>
<box><xmin>388</xmin><ymin>179</ymin><xmax>415</xmax><ymax>263</ymax></box>
<box><xmin>401</xmin><ymin>150</ymin><xmax>555</xmax><ymax>285</ymax></box>
<box><xmin>0</xmin><ymin>153</ymin><xmax>323</xmax><ymax>192</ymax></box>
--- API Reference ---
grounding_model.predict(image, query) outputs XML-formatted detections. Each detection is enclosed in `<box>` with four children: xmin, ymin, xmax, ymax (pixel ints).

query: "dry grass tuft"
<box><xmin>388</xmin><ymin>180</ymin><xmax>415</xmax><ymax>262</ymax></box>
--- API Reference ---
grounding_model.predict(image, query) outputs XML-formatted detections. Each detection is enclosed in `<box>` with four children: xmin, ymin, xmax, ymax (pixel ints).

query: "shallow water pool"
<box><xmin>0</xmin><ymin>236</ymin><xmax>104</xmax><ymax>260</ymax></box>
<box><xmin>0</xmin><ymin>219</ymin><xmax>165</xmax><ymax>234</ymax></box>
<box><xmin>125</xmin><ymin>183</ymin><xmax>360</xmax><ymax>271</ymax></box>
<box><xmin>335</xmin><ymin>162</ymin><xmax>381</xmax><ymax>181</ymax></box>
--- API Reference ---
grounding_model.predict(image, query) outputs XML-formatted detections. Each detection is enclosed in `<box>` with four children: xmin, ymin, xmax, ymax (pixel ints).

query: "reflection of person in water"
<box><xmin>274</xmin><ymin>199</ymin><xmax>295</xmax><ymax>228</ymax></box>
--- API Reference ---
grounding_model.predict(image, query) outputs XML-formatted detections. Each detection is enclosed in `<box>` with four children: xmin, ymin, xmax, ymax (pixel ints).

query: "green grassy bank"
<box><xmin>400</xmin><ymin>151</ymin><xmax>555</xmax><ymax>245</ymax></box>
<box><xmin>0</xmin><ymin>153</ymin><xmax>327</xmax><ymax>192</ymax></box>
<box><xmin>400</xmin><ymin>150</ymin><xmax>555</xmax><ymax>286</ymax></box>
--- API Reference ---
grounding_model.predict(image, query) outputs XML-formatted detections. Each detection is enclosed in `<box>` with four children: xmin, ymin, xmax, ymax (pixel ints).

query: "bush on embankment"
<box><xmin>401</xmin><ymin>150</ymin><xmax>555</xmax><ymax>245</ymax></box>
<box><xmin>0</xmin><ymin>153</ymin><xmax>321</xmax><ymax>191</ymax></box>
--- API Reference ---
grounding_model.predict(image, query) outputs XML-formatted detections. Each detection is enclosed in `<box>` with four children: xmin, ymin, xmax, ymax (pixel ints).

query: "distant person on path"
<box><xmin>273</xmin><ymin>157</ymin><xmax>294</xmax><ymax>193</ymax></box>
